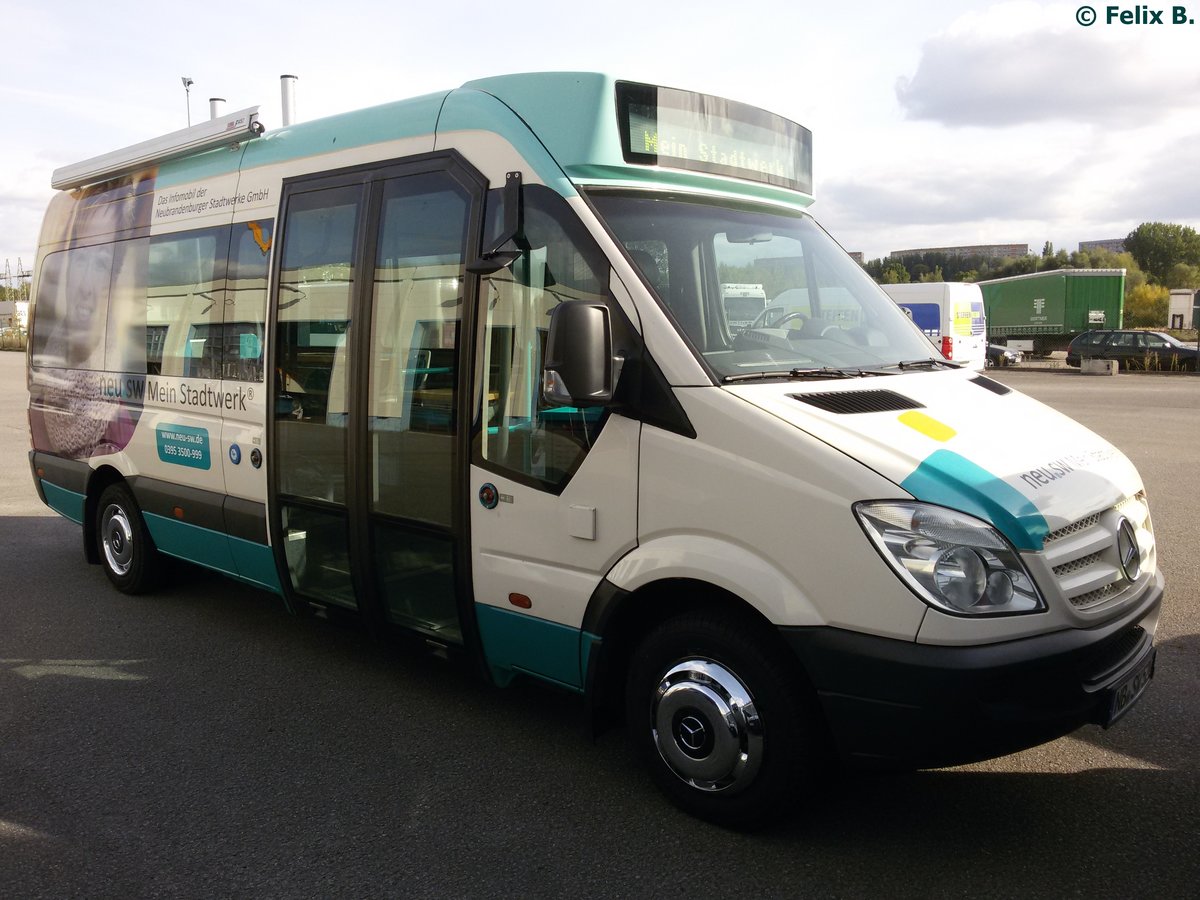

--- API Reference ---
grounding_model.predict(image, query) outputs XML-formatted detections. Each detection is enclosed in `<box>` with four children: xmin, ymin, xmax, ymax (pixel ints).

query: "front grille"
<box><xmin>1054</xmin><ymin>552</ymin><xmax>1102</xmax><ymax>576</ymax></box>
<box><xmin>1070</xmin><ymin>583</ymin><xmax>1120</xmax><ymax>609</ymax></box>
<box><xmin>1045</xmin><ymin>514</ymin><xmax>1100</xmax><ymax>543</ymax></box>
<box><xmin>1083</xmin><ymin>626</ymin><xmax>1148</xmax><ymax>687</ymax></box>
<box><xmin>1042</xmin><ymin>492</ymin><xmax>1155</xmax><ymax>612</ymax></box>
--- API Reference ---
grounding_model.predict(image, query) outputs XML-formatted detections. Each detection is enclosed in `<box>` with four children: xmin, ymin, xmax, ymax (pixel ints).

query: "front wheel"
<box><xmin>625</xmin><ymin>610</ymin><xmax>828</xmax><ymax>828</ymax></box>
<box><xmin>96</xmin><ymin>483</ymin><xmax>163</xmax><ymax>594</ymax></box>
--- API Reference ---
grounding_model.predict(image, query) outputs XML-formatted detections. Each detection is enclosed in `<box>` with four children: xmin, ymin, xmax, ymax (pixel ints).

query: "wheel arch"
<box><xmin>603</xmin><ymin>534</ymin><xmax>823</xmax><ymax>627</ymax></box>
<box><xmin>82</xmin><ymin>465</ymin><xmax>128</xmax><ymax>565</ymax></box>
<box><xmin>582</xmin><ymin>573</ymin><xmax>814</xmax><ymax>737</ymax></box>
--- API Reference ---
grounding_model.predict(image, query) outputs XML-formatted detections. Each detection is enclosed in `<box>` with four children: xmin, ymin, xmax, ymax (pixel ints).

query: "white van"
<box><xmin>28</xmin><ymin>73</ymin><xmax>1161</xmax><ymax>827</ymax></box>
<box><xmin>882</xmin><ymin>282</ymin><xmax>988</xmax><ymax>369</ymax></box>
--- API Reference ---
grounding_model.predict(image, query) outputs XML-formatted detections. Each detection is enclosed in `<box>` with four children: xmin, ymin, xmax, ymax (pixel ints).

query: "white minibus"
<box><xmin>28</xmin><ymin>73</ymin><xmax>1161</xmax><ymax>826</ymax></box>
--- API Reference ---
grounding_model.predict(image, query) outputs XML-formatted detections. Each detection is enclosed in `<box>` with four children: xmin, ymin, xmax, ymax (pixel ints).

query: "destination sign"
<box><xmin>616</xmin><ymin>82</ymin><xmax>812</xmax><ymax>195</ymax></box>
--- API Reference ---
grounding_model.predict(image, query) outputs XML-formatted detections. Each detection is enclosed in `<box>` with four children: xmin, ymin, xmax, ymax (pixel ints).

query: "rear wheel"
<box><xmin>96</xmin><ymin>483</ymin><xmax>164</xmax><ymax>594</ymax></box>
<box><xmin>625</xmin><ymin>610</ymin><xmax>828</xmax><ymax>828</ymax></box>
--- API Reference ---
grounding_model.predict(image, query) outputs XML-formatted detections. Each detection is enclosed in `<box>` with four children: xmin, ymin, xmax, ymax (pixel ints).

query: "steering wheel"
<box><xmin>772</xmin><ymin>312</ymin><xmax>809</xmax><ymax>330</ymax></box>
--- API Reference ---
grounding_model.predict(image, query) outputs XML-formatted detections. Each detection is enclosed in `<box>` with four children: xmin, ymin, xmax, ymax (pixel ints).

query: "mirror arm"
<box><xmin>466</xmin><ymin>171</ymin><xmax>525</xmax><ymax>274</ymax></box>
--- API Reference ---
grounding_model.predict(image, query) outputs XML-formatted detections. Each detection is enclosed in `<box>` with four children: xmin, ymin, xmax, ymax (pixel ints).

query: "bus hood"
<box><xmin>725</xmin><ymin>369</ymin><xmax>1143</xmax><ymax>552</ymax></box>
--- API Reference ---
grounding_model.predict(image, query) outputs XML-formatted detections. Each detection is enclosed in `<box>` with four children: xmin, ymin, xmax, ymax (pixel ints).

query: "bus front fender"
<box><xmin>603</xmin><ymin>534</ymin><xmax>824</xmax><ymax>628</ymax></box>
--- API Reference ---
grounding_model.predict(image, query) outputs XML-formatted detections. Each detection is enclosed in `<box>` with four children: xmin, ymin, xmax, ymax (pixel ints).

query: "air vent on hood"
<box><xmin>971</xmin><ymin>375</ymin><xmax>1012</xmax><ymax>395</ymax></box>
<box><xmin>790</xmin><ymin>390</ymin><xmax>925</xmax><ymax>414</ymax></box>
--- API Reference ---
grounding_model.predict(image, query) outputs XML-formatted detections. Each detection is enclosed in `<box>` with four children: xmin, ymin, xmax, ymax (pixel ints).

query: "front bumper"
<box><xmin>780</xmin><ymin>575</ymin><xmax>1163</xmax><ymax>769</ymax></box>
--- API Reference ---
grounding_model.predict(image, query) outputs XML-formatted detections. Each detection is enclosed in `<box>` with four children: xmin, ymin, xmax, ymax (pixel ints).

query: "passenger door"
<box><xmin>469</xmin><ymin>186</ymin><xmax>639</xmax><ymax>690</ymax></box>
<box><xmin>270</xmin><ymin>158</ymin><xmax>485</xmax><ymax>644</ymax></box>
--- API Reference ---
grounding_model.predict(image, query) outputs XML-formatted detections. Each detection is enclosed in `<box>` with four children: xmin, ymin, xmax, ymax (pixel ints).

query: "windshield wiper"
<box><xmin>891</xmin><ymin>357</ymin><xmax>963</xmax><ymax>371</ymax></box>
<box><xmin>722</xmin><ymin>367</ymin><xmax>891</xmax><ymax>384</ymax></box>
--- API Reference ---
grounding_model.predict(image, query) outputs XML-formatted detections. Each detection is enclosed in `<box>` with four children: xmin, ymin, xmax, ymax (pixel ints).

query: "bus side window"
<box><xmin>29</xmin><ymin>250</ymin><xmax>70</xmax><ymax>368</ymax></box>
<box><xmin>274</xmin><ymin>184</ymin><xmax>362</xmax><ymax>506</ymax></box>
<box><xmin>63</xmin><ymin>243</ymin><xmax>113</xmax><ymax>371</ymax></box>
<box><xmin>147</xmin><ymin>227</ymin><xmax>228</xmax><ymax>380</ymax></box>
<box><xmin>368</xmin><ymin>173</ymin><xmax>470</xmax><ymax>526</ymax></box>
<box><xmin>106</xmin><ymin>237</ymin><xmax>150</xmax><ymax>374</ymax></box>
<box><xmin>224</xmin><ymin>220</ymin><xmax>273</xmax><ymax>382</ymax></box>
<box><xmin>476</xmin><ymin>185</ymin><xmax>611</xmax><ymax>488</ymax></box>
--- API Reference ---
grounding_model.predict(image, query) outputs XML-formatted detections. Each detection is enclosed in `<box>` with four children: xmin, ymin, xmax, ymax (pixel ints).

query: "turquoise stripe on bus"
<box><xmin>156</xmin><ymin>143</ymin><xmax>246</xmax><ymax>189</ymax></box>
<box><xmin>41</xmin><ymin>481</ymin><xmax>85</xmax><ymax>524</ymax></box>
<box><xmin>900</xmin><ymin>449</ymin><xmax>1049</xmax><ymax>551</ymax></box>
<box><xmin>240</xmin><ymin>92</ymin><xmax>447</xmax><ymax>171</ymax></box>
<box><xmin>475</xmin><ymin>603</ymin><xmax>584</xmax><ymax>692</ymax></box>
<box><xmin>436</xmin><ymin>89</ymin><xmax>578</xmax><ymax>198</ymax></box>
<box><xmin>581</xmin><ymin>631</ymin><xmax>602</xmax><ymax>681</ymax></box>
<box><xmin>157</xmin><ymin>93</ymin><xmax>449</xmax><ymax>190</ymax></box>
<box><xmin>144</xmin><ymin>512</ymin><xmax>282</xmax><ymax>592</ymax></box>
<box><xmin>144</xmin><ymin>511</ymin><xmax>236</xmax><ymax>570</ymax></box>
<box><xmin>228</xmin><ymin>534</ymin><xmax>284</xmax><ymax>593</ymax></box>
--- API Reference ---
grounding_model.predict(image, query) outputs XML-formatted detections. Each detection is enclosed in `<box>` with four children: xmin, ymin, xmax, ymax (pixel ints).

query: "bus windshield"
<box><xmin>588</xmin><ymin>192</ymin><xmax>939</xmax><ymax>380</ymax></box>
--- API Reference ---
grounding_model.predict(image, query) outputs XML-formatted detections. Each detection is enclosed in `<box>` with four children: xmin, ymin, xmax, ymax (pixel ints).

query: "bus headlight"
<box><xmin>854</xmin><ymin>501</ymin><xmax>1045</xmax><ymax>616</ymax></box>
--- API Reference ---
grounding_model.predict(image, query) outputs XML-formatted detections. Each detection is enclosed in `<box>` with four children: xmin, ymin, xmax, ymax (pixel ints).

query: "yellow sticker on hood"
<box><xmin>898</xmin><ymin>410</ymin><xmax>956</xmax><ymax>443</ymax></box>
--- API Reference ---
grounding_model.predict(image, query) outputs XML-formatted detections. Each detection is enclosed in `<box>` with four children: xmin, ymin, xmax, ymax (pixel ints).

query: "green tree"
<box><xmin>994</xmin><ymin>255</ymin><xmax>1038</xmax><ymax>278</ymax></box>
<box><xmin>1040</xmin><ymin>249</ymin><xmax>1069</xmax><ymax>271</ymax></box>
<box><xmin>1164</xmin><ymin>262</ymin><xmax>1200</xmax><ymax>290</ymax></box>
<box><xmin>1125</xmin><ymin>267</ymin><xmax>1147</xmax><ymax>295</ymax></box>
<box><xmin>1067</xmin><ymin>248</ymin><xmax>1146</xmax><ymax>295</ymax></box>
<box><xmin>879</xmin><ymin>259</ymin><xmax>910</xmax><ymax>284</ymax></box>
<box><xmin>917</xmin><ymin>266</ymin><xmax>945</xmax><ymax>283</ymax></box>
<box><xmin>1124</xmin><ymin>222</ymin><xmax>1200</xmax><ymax>284</ymax></box>
<box><xmin>1123</xmin><ymin>284</ymin><xmax>1169</xmax><ymax>327</ymax></box>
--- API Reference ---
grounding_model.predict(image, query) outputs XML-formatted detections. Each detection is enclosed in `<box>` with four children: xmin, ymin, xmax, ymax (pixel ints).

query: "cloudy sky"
<box><xmin>2</xmin><ymin>0</ymin><xmax>1198</xmax><ymax>273</ymax></box>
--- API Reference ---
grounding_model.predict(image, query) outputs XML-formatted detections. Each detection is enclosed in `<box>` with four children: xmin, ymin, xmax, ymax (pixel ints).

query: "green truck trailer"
<box><xmin>976</xmin><ymin>268</ymin><xmax>1125</xmax><ymax>353</ymax></box>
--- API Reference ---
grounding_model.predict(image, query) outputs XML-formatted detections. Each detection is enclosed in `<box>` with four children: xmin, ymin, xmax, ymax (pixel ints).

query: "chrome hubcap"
<box><xmin>101</xmin><ymin>503</ymin><xmax>135</xmax><ymax>576</ymax></box>
<box><xmin>651</xmin><ymin>659</ymin><xmax>762</xmax><ymax>794</ymax></box>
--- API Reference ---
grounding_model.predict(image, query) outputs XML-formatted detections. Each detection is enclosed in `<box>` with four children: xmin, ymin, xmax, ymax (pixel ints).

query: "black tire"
<box><xmin>95</xmin><ymin>482</ymin><xmax>164</xmax><ymax>594</ymax></box>
<box><xmin>625</xmin><ymin>610</ymin><xmax>828</xmax><ymax>828</ymax></box>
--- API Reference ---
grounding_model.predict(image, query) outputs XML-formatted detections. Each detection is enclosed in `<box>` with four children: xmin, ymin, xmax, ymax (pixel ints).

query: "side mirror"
<box><xmin>542</xmin><ymin>302</ymin><xmax>614</xmax><ymax>407</ymax></box>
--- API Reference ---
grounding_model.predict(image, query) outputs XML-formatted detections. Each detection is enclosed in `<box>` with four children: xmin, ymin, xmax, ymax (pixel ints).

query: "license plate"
<box><xmin>1104</xmin><ymin>648</ymin><xmax>1156</xmax><ymax>726</ymax></box>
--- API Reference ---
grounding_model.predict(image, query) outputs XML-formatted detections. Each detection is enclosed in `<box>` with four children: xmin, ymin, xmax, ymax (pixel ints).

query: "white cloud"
<box><xmin>896</xmin><ymin>2</ymin><xmax>1200</xmax><ymax>126</ymax></box>
<box><xmin>1111</xmin><ymin>136</ymin><xmax>1200</xmax><ymax>224</ymax></box>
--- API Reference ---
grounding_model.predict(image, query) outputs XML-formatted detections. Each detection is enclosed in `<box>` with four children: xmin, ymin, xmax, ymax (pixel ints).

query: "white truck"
<box><xmin>882</xmin><ymin>282</ymin><xmax>988</xmax><ymax>370</ymax></box>
<box><xmin>721</xmin><ymin>283</ymin><xmax>767</xmax><ymax>333</ymax></box>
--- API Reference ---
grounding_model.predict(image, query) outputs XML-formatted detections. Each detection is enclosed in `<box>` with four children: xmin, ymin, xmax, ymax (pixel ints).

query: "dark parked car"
<box><xmin>1066</xmin><ymin>330</ymin><xmax>1199</xmax><ymax>371</ymax></box>
<box><xmin>986</xmin><ymin>343</ymin><xmax>1022</xmax><ymax>367</ymax></box>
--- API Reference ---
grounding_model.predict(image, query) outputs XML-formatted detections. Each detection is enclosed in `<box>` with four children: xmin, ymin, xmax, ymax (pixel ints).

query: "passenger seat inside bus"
<box><xmin>626</xmin><ymin>248</ymin><xmax>662</xmax><ymax>295</ymax></box>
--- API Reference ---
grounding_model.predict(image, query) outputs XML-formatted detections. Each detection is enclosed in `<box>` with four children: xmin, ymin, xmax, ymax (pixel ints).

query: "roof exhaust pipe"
<box><xmin>209</xmin><ymin>97</ymin><xmax>226</xmax><ymax>121</ymax></box>
<box><xmin>281</xmin><ymin>74</ymin><xmax>298</xmax><ymax>127</ymax></box>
